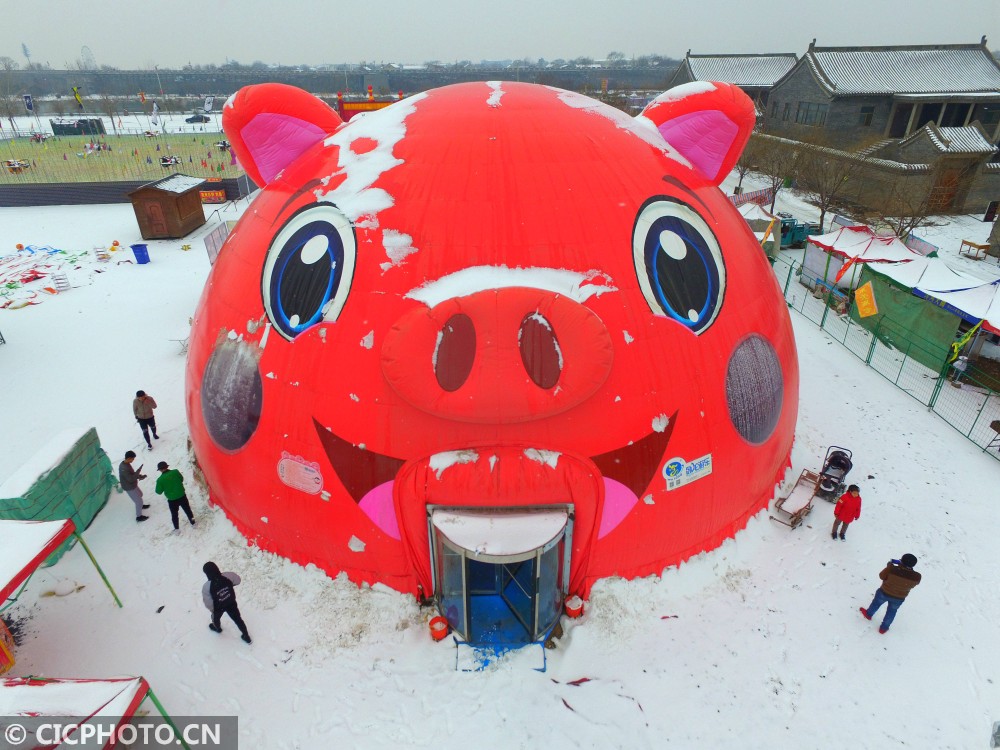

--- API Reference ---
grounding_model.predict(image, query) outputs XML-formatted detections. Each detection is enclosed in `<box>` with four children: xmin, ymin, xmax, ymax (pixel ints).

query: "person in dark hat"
<box><xmin>133</xmin><ymin>390</ymin><xmax>159</xmax><ymax>450</ymax></box>
<box><xmin>202</xmin><ymin>561</ymin><xmax>252</xmax><ymax>644</ymax></box>
<box><xmin>860</xmin><ymin>554</ymin><xmax>921</xmax><ymax>634</ymax></box>
<box><xmin>154</xmin><ymin>461</ymin><xmax>195</xmax><ymax>533</ymax></box>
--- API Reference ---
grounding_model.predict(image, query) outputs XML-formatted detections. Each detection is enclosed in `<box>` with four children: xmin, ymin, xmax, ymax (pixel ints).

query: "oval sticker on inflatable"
<box><xmin>277</xmin><ymin>453</ymin><xmax>324</xmax><ymax>494</ymax></box>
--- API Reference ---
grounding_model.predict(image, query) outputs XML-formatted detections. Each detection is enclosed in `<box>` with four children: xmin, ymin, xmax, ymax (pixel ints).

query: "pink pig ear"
<box><xmin>639</xmin><ymin>82</ymin><xmax>756</xmax><ymax>185</ymax></box>
<box><xmin>223</xmin><ymin>83</ymin><xmax>343</xmax><ymax>187</ymax></box>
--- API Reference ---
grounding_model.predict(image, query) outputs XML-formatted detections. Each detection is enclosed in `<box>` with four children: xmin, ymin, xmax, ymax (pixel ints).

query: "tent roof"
<box><xmin>0</xmin><ymin>676</ymin><xmax>147</xmax><ymax>717</ymax></box>
<box><xmin>915</xmin><ymin>279</ymin><xmax>1000</xmax><ymax>333</ymax></box>
<box><xmin>868</xmin><ymin>256</ymin><xmax>984</xmax><ymax>291</ymax></box>
<box><xmin>738</xmin><ymin>202</ymin><xmax>776</xmax><ymax>222</ymax></box>
<box><xmin>807</xmin><ymin>225</ymin><xmax>922</xmax><ymax>264</ymax></box>
<box><xmin>0</xmin><ymin>519</ymin><xmax>74</xmax><ymax>602</ymax></box>
<box><xmin>0</xmin><ymin>677</ymin><xmax>148</xmax><ymax>749</ymax></box>
<box><xmin>867</xmin><ymin>258</ymin><xmax>1000</xmax><ymax>331</ymax></box>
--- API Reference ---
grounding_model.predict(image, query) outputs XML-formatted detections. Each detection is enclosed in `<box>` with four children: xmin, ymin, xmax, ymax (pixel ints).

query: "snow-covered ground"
<box><xmin>1</xmin><ymin>178</ymin><xmax>999</xmax><ymax>749</ymax></box>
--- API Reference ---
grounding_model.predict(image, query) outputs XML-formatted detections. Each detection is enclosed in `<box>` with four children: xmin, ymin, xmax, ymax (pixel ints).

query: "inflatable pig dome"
<box><xmin>186</xmin><ymin>80</ymin><xmax>797</xmax><ymax>639</ymax></box>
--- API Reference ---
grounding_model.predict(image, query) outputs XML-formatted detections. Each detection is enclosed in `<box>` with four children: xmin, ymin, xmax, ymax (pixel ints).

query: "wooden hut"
<box><xmin>128</xmin><ymin>174</ymin><xmax>207</xmax><ymax>240</ymax></box>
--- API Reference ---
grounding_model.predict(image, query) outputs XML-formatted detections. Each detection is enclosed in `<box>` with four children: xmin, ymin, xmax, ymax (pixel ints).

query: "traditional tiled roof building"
<box><xmin>762</xmin><ymin>39</ymin><xmax>1000</xmax><ymax>212</ymax></box>
<box><xmin>666</xmin><ymin>51</ymin><xmax>798</xmax><ymax>107</ymax></box>
<box><xmin>766</xmin><ymin>38</ymin><xmax>1000</xmax><ymax>147</ymax></box>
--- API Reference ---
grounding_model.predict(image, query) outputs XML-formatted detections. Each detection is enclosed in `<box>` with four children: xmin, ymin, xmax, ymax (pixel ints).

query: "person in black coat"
<box><xmin>202</xmin><ymin>561</ymin><xmax>252</xmax><ymax>644</ymax></box>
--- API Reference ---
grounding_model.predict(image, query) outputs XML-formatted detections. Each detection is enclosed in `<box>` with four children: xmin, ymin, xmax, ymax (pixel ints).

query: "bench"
<box><xmin>959</xmin><ymin>240</ymin><xmax>989</xmax><ymax>261</ymax></box>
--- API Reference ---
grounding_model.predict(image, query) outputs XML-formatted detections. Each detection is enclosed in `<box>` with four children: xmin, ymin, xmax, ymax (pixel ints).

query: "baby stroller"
<box><xmin>815</xmin><ymin>446</ymin><xmax>852</xmax><ymax>502</ymax></box>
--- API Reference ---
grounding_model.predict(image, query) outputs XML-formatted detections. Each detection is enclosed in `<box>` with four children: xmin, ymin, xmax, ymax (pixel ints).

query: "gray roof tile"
<box><xmin>807</xmin><ymin>45</ymin><xmax>1000</xmax><ymax>95</ymax></box>
<box><xmin>686</xmin><ymin>54</ymin><xmax>798</xmax><ymax>87</ymax></box>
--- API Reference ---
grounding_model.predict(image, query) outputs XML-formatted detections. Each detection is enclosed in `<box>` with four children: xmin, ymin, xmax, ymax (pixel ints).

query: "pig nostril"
<box><xmin>519</xmin><ymin>313</ymin><xmax>562</xmax><ymax>389</ymax></box>
<box><xmin>434</xmin><ymin>313</ymin><xmax>476</xmax><ymax>392</ymax></box>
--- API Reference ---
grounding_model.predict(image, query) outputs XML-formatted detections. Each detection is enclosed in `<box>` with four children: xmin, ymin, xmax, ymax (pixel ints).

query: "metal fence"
<box><xmin>772</xmin><ymin>252</ymin><xmax>1000</xmax><ymax>461</ymax></box>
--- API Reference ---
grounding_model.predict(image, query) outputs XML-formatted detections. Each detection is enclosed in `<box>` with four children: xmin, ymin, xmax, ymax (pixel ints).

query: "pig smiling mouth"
<box><xmin>313</xmin><ymin>412</ymin><xmax>678</xmax><ymax>540</ymax></box>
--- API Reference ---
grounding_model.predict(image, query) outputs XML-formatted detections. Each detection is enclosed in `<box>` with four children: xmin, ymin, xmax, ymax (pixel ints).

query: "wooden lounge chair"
<box><xmin>770</xmin><ymin>469</ymin><xmax>821</xmax><ymax>529</ymax></box>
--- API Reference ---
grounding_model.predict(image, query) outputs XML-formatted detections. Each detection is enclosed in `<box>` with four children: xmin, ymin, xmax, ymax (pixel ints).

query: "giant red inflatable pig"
<box><xmin>186</xmin><ymin>81</ymin><xmax>797</xmax><ymax>598</ymax></box>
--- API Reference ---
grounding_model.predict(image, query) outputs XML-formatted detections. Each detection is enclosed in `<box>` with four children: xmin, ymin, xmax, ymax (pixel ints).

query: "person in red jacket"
<box><xmin>831</xmin><ymin>484</ymin><xmax>861</xmax><ymax>540</ymax></box>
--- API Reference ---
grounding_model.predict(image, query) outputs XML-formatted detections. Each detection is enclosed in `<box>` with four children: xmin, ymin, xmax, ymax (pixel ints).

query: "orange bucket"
<box><xmin>564</xmin><ymin>595</ymin><xmax>584</xmax><ymax>618</ymax></box>
<box><xmin>429</xmin><ymin>616</ymin><xmax>449</xmax><ymax>641</ymax></box>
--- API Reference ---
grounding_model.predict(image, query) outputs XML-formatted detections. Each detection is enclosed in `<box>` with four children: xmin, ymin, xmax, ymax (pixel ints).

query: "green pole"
<box><xmin>928</xmin><ymin>359</ymin><xmax>951</xmax><ymax>408</ymax></box>
<box><xmin>145</xmin><ymin>687</ymin><xmax>193</xmax><ymax>750</ymax></box>
<box><xmin>968</xmin><ymin>390</ymin><xmax>990</xmax><ymax>440</ymax></box>
<box><xmin>72</xmin><ymin>531</ymin><xmax>122</xmax><ymax>608</ymax></box>
<box><xmin>783</xmin><ymin>257</ymin><xmax>795</xmax><ymax>295</ymax></box>
<box><xmin>819</xmin><ymin>280</ymin><xmax>833</xmax><ymax>330</ymax></box>
<box><xmin>865</xmin><ymin>317</ymin><xmax>880</xmax><ymax>366</ymax></box>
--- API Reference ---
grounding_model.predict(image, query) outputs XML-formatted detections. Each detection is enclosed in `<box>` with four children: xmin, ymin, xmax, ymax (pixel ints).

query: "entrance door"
<box><xmin>430</xmin><ymin>506</ymin><xmax>571</xmax><ymax>645</ymax></box>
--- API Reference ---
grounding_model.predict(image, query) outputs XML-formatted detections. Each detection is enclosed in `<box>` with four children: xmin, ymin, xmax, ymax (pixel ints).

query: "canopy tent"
<box><xmin>0</xmin><ymin>519</ymin><xmax>121</xmax><ymax>611</ymax></box>
<box><xmin>850</xmin><ymin>264</ymin><xmax>964</xmax><ymax>371</ymax></box>
<box><xmin>803</xmin><ymin>226</ymin><xmax>923</xmax><ymax>290</ymax></box>
<box><xmin>863</xmin><ymin>256</ymin><xmax>1000</xmax><ymax>332</ymax></box>
<box><xmin>738</xmin><ymin>202</ymin><xmax>779</xmax><ymax>259</ymax></box>
<box><xmin>848</xmin><ymin>256</ymin><xmax>999</xmax><ymax>370</ymax></box>
<box><xmin>868</xmin><ymin>254</ymin><xmax>981</xmax><ymax>293</ymax></box>
<box><xmin>913</xmin><ymin>278</ymin><xmax>1000</xmax><ymax>334</ymax></box>
<box><xmin>0</xmin><ymin>519</ymin><xmax>74</xmax><ymax>604</ymax></box>
<box><xmin>0</xmin><ymin>427</ymin><xmax>117</xmax><ymax>564</ymax></box>
<box><xmin>0</xmin><ymin>676</ymin><xmax>189</xmax><ymax>750</ymax></box>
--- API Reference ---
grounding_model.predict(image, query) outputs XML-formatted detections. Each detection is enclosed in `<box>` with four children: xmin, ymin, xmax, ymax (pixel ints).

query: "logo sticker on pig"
<box><xmin>187</xmin><ymin>80</ymin><xmax>798</xmax><ymax>603</ymax></box>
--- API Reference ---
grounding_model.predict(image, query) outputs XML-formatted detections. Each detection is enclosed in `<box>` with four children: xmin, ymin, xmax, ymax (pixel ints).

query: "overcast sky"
<box><xmin>6</xmin><ymin>0</ymin><xmax>1000</xmax><ymax>69</ymax></box>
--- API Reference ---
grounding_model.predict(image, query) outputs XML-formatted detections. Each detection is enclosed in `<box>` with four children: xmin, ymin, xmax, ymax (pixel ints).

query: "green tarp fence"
<box><xmin>0</xmin><ymin>427</ymin><xmax>116</xmax><ymax>564</ymax></box>
<box><xmin>849</xmin><ymin>265</ymin><xmax>961</xmax><ymax>373</ymax></box>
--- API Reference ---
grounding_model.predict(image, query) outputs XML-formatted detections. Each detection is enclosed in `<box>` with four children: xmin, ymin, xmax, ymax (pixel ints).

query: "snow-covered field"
<box><xmin>0</xmin><ymin>177</ymin><xmax>998</xmax><ymax>749</ymax></box>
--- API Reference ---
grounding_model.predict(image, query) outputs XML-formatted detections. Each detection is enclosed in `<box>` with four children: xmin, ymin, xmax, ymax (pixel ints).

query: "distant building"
<box><xmin>766</xmin><ymin>39</ymin><xmax>1000</xmax><ymax>148</ymax></box>
<box><xmin>761</xmin><ymin>39</ymin><xmax>1000</xmax><ymax>213</ymax></box>
<box><xmin>665</xmin><ymin>51</ymin><xmax>798</xmax><ymax>109</ymax></box>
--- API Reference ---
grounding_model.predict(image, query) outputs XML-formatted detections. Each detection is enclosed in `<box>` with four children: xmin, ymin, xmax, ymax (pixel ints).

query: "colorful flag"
<box><xmin>204</xmin><ymin>95</ymin><xmax>214</xmax><ymax>112</ymax></box>
<box><xmin>139</xmin><ymin>91</ymin><xmax>146</xmax><ymax>104</ymax></box>
<box><xmin>22</xmin><ymin>94</ymin><xmax>33</xmax><ymax>112</ymax></box>
<box><xmin>854</xmin><ymin>281</ymin><xmax>878</xmax><ymax>318</ymax></box>
<box><xmin>833</xmin><ymin>256</ymin><xmax>856</xmax><ymax>284</ymax></box>
<box><xmin>72</xmin><ymin>87</ymin><xmax>84</xmax><ymax>109</ymax></box>
<box><xmin>150</xmin><ymin>101</ymin><xmax>160</xmax><ymax>126</ymax></box>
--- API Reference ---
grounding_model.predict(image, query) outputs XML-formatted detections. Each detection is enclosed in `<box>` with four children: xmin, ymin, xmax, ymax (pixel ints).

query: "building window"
<box><xmin>782</xmin><ymin>102</ymin><xmax>791</xmax><ymax>121</ymax></box>
<box><xmin>859</xmin><ymin>105</ymin><xmax>875</xmax><ymax>126</ymax></box>
<box><xmin>795</xmin><ymin>101</ymin><xmax>829</xmax><ymax>126</ymax></box>
<box><xmin>771</xmin><ymin>101</ymin><xmax>778</xmax><ymax>118</ymax></box>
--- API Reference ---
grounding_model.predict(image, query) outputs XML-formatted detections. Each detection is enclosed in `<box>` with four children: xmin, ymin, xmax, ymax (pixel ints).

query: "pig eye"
<box><xmin>632</xmin><ymin>198</ymin><xmax>725</xmax><ymax>333</ymax></box>
<box><xmin>262</xmin><ymin>203</ymin><xmax>356</xmax><ymax>341</ymax></box>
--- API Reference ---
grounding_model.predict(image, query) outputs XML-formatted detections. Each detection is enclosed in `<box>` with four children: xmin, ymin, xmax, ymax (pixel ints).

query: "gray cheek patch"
<box><xmin>726</xmin><ymin>334</ymin><xmax>783</xmax><ymax>445</ymax></box>
<box><xmin>201</xmin><ymin>340</ymin><xmax>264</xmax><ymax>451</ymax></box>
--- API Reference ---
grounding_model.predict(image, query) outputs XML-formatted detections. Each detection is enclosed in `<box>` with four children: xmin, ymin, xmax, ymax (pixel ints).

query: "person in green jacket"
<box><xmin>155</xmin><ymin>461</ymin><xmax>196</xmax><ymax>533</ymax></box>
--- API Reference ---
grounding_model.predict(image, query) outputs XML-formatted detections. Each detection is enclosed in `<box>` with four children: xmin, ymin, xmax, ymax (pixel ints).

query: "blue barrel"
<box><xmin>131</xmin><ymin>244</ymin><xmax>150</xmax><ymax>264</ymax></box>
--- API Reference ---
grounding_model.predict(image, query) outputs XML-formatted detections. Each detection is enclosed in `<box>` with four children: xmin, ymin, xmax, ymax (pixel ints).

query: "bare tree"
<box><xmin>858</xmin><ymin>175</ymin><xmax>936</xmax><ymax>238</ymax></box>
<box><xmin>753</xmin><ymin>135</ymin><xmax>800</xmax><ymax>212</ymax></box>
<box><xmin>733</xmin><ymin>133</ymin><xmax>764</xmax><ymax>194</ymax></box>
<box><xmin>793</xmin><ymin>134</ymin><xmax>879</xmax><ymax>232</ymax></box>
<box><xmin>0</xmin><ymin>56</ymin><xmax>21</xmax><ymax>120</ymax></box>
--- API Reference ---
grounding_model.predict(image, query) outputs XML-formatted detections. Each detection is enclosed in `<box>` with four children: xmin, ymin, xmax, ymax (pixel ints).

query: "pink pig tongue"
<box><xmin>599</xmin><ymin>478</ymin><xmax>639</xmax><ymax>538</ymax></box>
<box><xmin>358</xmin><ymin>477</ymin><xmax>639</xmax><ymax>542</ymax></box>
<box><xmin>359</xmin><ymin>482</ymin><xmax>400</xmax><ymax>539</ymax></box>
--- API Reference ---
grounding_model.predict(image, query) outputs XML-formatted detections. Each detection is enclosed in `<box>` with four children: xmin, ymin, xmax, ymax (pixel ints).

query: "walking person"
<box><xmin>133</xmin><ymin>390</ymin><xmax>159</xmax><ymax>450</ymax></box>
<box><xmin>202</xmin><ymin>562</ymin><xmax>252</xmax><ymax>644</ymax></box>
<box><xmin>831</xmin><ymin>484</ymin><xmax>862</xmax><ymax>541</ymax></box>
<box><xmin>860</xmin><ymin>554</ymin><xmax>921</xmax><ymax>634</ymax></box>
<box><xmin>118</xmin><ymin>450</ymin><xmax>150</xmax><ymax>523</ymax></box>
<box><xmin>154</xmin><ymin>461</ymin><xmax>195</xmax><ymax>533</ymax></box>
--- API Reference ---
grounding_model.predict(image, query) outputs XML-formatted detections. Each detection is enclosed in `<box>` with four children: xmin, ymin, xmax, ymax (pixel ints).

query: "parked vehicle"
<box><xmin>777</xmin><ymin>213</ymin><xmax>821</xmax><ymax>249</ymax></box>
<box><xmin>186</xmin><ymin>114</ymin><xmax>211</xmax><ymax>124</ymax></box>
